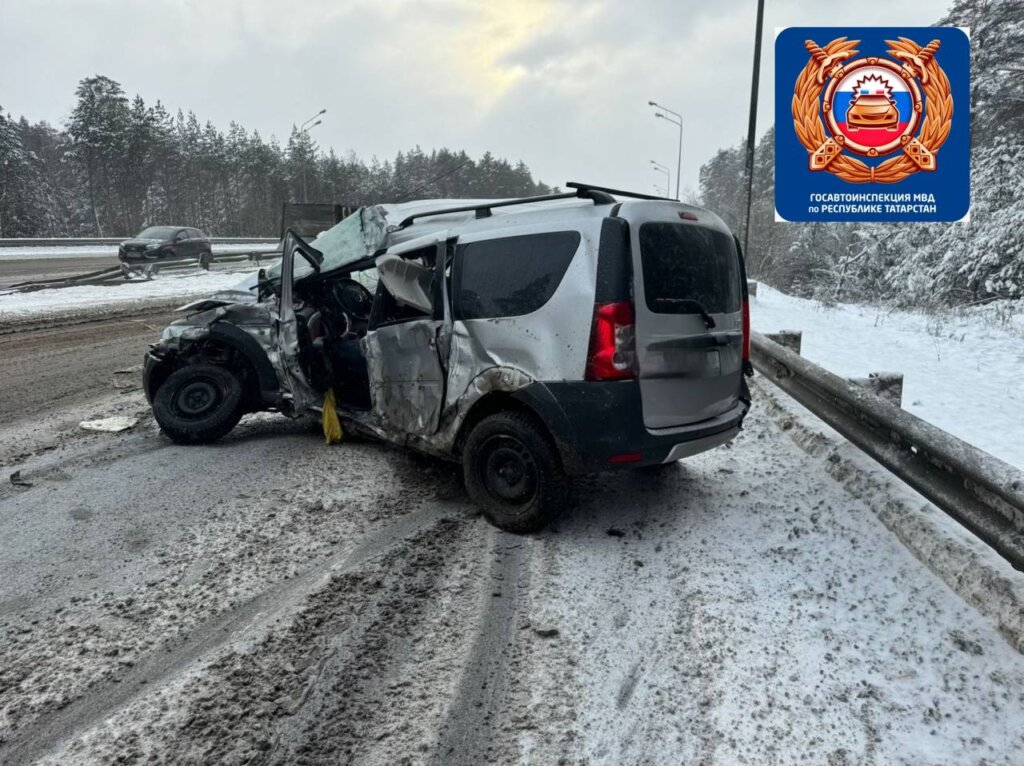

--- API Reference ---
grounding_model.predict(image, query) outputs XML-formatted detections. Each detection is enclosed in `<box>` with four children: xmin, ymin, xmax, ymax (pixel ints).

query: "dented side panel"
<box><xmin>394</xmin><ymin>220</ymin><xmax>602</xmax><ymax>457</ymax></box>
<box><xmin>440</xmin><ymin>221</ymin><xmax>599</xmax><ymax>407</ymax></box>
<box><xmin>364</xmin><ymin>320</ymin><xmax>446</xmax><ymax>435</ymax></box>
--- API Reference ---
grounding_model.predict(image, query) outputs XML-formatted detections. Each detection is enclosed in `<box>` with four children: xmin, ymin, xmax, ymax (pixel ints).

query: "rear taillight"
<box><xmin>585</xmin><ymin>300</ymin><xmax>636</xmax><ymax>381</ymax></box>
<box><xmin>741</xmin><ymin>298</ymin><xmax>751</xmax><ymax>362</ymax></box>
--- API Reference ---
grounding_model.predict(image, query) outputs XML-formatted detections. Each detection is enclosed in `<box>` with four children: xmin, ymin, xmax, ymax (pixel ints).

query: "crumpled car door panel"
<box><xmin>365</xmin><ymin>320</ymin><xmax>445</xmax><ymax>435</ymax></box>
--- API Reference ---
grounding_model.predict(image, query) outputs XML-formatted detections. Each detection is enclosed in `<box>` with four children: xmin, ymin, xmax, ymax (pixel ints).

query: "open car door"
<box><xmin>363</xmin><ymin>232</ymin><xmax>451</xmax><ymax>436</ymax></box>
<box><xmin>274</xmin><ymin>230</ymin><xmax>324</xmax><ymax>416</ymax></box>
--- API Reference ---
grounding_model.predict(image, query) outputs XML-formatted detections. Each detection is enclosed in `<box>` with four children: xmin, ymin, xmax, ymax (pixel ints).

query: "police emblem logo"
<box><xmin>794</xmin><ymin>37</ymin><xmax>952</xmax><ymax>182</ymax></box>
<box><xmin>775</xmin><ymin>27</ymin><xmax>969</xmax><ymax>223</ymax></box>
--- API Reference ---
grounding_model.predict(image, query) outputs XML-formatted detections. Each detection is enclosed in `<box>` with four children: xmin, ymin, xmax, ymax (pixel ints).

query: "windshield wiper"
<box><xmin>654</xmin><ymin>298</ymin><xmax>717</xmax><ymax>329</ymax></box>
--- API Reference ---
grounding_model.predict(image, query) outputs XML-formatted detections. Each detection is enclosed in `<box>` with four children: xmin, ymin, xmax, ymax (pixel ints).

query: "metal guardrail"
<box><xmin>0</xmin><ymin>237</ymin><xmax>278</xmax><ymax>247</ymax></box>
<box><xmin>2</xmin><ymin>250</ymin><xmax>280</xmax><ymax>293</ymax></box>
<box><xmin>751</xmin><ymin>330</ymin><xmax>1024</xmax><ymax>571</ymax></box>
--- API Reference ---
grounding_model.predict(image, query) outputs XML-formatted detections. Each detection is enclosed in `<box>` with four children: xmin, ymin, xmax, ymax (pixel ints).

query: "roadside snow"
<box><xmin>751</xmin><ymin>284</ymin><xmax>1024</xmax><ymax>470</ymax></box>
<box><xmin>0</xmin><ymin>268</ymin><xmax>259</xmax><ymax>319</ymax></box>
<box><xmin>528</xmin><ymin>409</ymin><xmax>1024</xmax><ymax>765</ymax></box>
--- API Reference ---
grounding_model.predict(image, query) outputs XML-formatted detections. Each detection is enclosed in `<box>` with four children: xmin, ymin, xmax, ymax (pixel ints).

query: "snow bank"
<box><xmin>0</xmin><ymin>268</ymin><xmax>259</xmax><ymax>319</ymax></box>
<box><xmin>751</xmin><ymin>283</ymin><xmax>1024</xmax><ymax>470</ymax></box>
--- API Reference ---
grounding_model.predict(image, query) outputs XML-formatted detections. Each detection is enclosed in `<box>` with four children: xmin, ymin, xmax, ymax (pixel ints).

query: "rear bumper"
<box><xmin>512</xmin><ymin>379</ymin><xmax>750</xmax><ymax>474</ymax></box>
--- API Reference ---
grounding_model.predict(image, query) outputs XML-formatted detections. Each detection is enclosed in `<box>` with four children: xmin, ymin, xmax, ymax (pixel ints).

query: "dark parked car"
<box><xmin>119</xmin><ymin>226</ymin><xmax>212</xmax><ymax>278</ymax></box>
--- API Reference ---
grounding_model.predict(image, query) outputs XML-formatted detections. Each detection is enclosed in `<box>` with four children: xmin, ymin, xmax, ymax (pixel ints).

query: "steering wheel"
<box><xmin>332</xmin><ymin>279</ymin><xmax>374</xmax><ymax>321</ymax></box>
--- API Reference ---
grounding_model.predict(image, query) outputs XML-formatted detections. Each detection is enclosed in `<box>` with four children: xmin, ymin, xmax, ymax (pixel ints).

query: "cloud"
<box><xmin>0</xmin><ymin>0</ymin><xmax>953</xmax><ymax>196</ymax></box>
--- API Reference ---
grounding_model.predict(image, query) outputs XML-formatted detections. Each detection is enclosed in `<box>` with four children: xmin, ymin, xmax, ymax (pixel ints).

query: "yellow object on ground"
<box><xmin>322</xmin><ymin>388</ymin><xmax>344</xmax><ymax>444</ymax></box>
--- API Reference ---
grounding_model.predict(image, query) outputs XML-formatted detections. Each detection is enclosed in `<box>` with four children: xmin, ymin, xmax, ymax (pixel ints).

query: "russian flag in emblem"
<box><xmin>832</xmin><ymin>66</ymin><xmax>914</xmax><ymax>148</ymax></box>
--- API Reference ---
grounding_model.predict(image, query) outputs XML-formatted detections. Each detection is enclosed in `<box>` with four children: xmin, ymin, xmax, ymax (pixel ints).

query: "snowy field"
<box><xmin>0</xmin><ymin>243</ymin><xmax>276</xmax><ymax>261</ymax></box>
<box><xmin>752</xmin><ymin>283</ymin><xmax>1024</xmax><ymax>471</ymax></box>
<box><xmin>0</xmin><ymin>268</ymin><xmax>260</xmax><ymax>319</ymax></box>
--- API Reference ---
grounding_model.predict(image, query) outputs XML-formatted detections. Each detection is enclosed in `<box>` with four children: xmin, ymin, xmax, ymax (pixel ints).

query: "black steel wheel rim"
<box><xmin>173</xmin><ymin>378</ymin><xmax>223</xmax><ymax>419</ymax></box>
<box><xmin>479</xmin><ymin>435</ymin><xmax>538</xmax><ymax>504</ymax></box>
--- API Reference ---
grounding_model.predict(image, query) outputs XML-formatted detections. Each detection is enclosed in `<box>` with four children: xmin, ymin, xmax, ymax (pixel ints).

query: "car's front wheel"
<box><xmin>152</xmin><ymin>363</ymin><xmax>244</xmax><ymax>444</ymax></box>
<box><xmin>462</xmin><ymin>411</ymin><xmax>566</xmax><ymax>533</ymax></box>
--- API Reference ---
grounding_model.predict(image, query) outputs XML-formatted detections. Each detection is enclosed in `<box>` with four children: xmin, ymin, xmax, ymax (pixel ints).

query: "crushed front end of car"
<box><xmin>143</xmin><ymin>290</ymin><xmax>286</xmax><ymax>414</ymax></box>
<box><xmin>143</xmin><ymin>206</ymin><xmax>392</xmax><ymax>444</ymax></box>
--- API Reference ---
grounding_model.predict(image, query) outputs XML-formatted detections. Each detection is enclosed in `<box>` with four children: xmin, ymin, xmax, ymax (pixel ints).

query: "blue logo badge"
<box><xmin>775</xmin><ymin>27</ymin><xmax>970</xmax><ymax>222</ymax></box>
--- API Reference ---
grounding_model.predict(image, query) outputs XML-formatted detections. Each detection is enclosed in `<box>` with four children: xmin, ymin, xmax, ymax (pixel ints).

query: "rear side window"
<box><xmin>638</xmin><ymin>223</ymin><xmax>741</xmax><ymax>314</ymax></box>
<box><xmin>455</xmin><ymin>231</ymin><xmax>581</xmax><ymax>320</ymax></box>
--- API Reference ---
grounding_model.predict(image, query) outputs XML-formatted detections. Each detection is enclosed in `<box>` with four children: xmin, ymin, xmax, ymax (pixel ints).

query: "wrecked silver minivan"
<box><xmin>144</xmin><ymin>183</ymin><xmax>752</xmax><ymax>531</ymax></box>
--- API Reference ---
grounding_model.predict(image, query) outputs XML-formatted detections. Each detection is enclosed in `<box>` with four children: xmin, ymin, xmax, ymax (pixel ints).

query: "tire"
<box><xmin>198</xmin><ymin>251</ymin><xmax>211</xmax><ymax>271</ymax></box>
<box><xmin>462</xmin><ymin>411</ymin><xmax>566</xmax><ymax>533</ymax></box>
<box><xmin>152</xmin><ymin>363</ymin><xmax>244</xmax><ymax>444</ymax></box>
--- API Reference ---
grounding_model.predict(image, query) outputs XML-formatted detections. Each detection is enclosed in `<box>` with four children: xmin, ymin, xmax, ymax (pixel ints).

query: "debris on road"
<box><xmin>9</xmin><ymin>470</ymin><xmax>32</xmax><ymax>487</ymax></box>
<box><xmin>79</xmin><ymin>416</ymin><xmax>138</xmax><ymax>433</ymax></box>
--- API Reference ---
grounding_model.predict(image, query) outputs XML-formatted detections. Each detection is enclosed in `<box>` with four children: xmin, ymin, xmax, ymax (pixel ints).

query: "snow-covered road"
<box><xmin>1</xmin><ymin>286</ymin><xmax>1022</xmax><ymax>764</ymax></box>
<box><xmin>752</xmin><ymin>284</ymin><xmax>1024</xmax><ymax>470</ymax></box>
<box><xmin>1</xmin><ymin>366</ymin><xmax>1021</xmax><ymax>764</ymax></box>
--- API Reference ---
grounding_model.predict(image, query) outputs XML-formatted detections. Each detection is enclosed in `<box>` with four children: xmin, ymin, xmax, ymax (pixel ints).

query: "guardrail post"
<box><xmin>764</xmin><ymin>330</ymin><xmax>801</xmax><ymax>355</ymax></box>
<box><xmin>747</xmin><ymin>280</ymin><xmax>758</xmax><ymax>298</ymax></box>
<box><xmin>848</xmin><ymin>372</ymin><xmax>904</xmax><ymax>408</ymax></box>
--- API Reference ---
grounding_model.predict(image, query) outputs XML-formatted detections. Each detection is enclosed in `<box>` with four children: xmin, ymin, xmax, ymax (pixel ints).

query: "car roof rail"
<box><xmin>566</xmin><ymin>182</ymin><xmax>675</xmax><ymax>202</ymax></box>
<box><xmin>395</xmin><ymin>183</ymin><xmax>631</xmax><ymax>229</ymax></box>
<box><xmin>397</xmin><ymin>192</ymin><xmax>575</xmax><ymax>229</ymax></box>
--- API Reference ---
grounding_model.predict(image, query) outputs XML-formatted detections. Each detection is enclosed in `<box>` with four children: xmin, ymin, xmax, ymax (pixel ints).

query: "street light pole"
<box><xmin>299</xmin><ymin>108</ymin><xmax>326</xmax><ymax>132</ymax></box>
<box><xmin>649</xmin><ymin>101</ymin><xmax>682</xmax><ymax>200</ymax></box>
<box><xmin>741</xmin><ymin>0</ymin><xmax>766</xmax><ymax>260</ymax></box>
<box><xmin>296</xmin><ymin>109</ymin><xmax>326</xmax><ymax>204</ymax></box>
<box><xmin>650</xmin><ymin>160</ymin><xmax>671</xmax><ymax>199</ymax></box>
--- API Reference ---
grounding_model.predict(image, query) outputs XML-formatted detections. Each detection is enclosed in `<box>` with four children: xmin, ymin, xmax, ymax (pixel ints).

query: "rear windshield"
<box><xmin>638</xmin><ymin>223</ymin><xmax>741</xmax><ymax>314</ymax></box>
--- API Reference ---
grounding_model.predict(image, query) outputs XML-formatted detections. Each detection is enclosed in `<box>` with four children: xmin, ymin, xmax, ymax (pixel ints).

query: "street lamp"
<box><xmin>300</xmin><ymin>108</ymin><xmax>326</xmax><ymax>131</ymax></box>
<box><xmin>650</xmin><ymin>160</ymin><xmax>671</xmax><ymax>198</ymax></box>
<box><xmin>648</xmin><ymin>100</ymin><xmax>682</xmax><ymax>200</ymax></box>
<box><xmin>297</xmin><ymin>109</ymin><xmax>326</xmax><ymax>203</ymax></box>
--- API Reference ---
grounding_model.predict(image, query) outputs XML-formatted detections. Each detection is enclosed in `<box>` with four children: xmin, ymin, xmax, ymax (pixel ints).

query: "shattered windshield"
<box><xmin>265</xmin><ymin>206</ymin><xmax>390</xmax><ymax>281</ymax></box>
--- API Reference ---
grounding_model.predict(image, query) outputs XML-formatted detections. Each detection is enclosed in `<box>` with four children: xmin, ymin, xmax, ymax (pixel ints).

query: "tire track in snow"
<box><xmin>432</xmin><ymin>528</ymin><xmax>529</xmax><ymax>765</ymax></box>
<box><xmin>1</xmin><ymin>501</ymin><xmax>463</xmax><ymax>766</ymax></box>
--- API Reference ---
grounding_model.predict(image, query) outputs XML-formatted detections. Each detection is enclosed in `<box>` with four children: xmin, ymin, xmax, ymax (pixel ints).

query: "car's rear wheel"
<box><xmin>152</xmin><ymin>363</ymin><xmax>244</xmax><ymax>444</ymax></box>
<box><xmin>462</xmin><ymin>411</ymin><xmax>566</xmax><ymax>533</ymax></box>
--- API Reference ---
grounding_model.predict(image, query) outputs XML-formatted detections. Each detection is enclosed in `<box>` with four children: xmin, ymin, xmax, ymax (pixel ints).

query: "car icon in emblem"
<box><xmin>846</xmin><ymin>93</ymin><xmax>900</xmax><ymax>131</ymax></box>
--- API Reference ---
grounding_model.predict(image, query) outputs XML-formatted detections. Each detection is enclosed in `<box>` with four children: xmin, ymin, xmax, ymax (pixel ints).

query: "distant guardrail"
<box><xmin>0</xmin><ymin>237</ymin><xmax>278</xmax><ymax>248</ymax></box>
<box><xmin>2</xmin><ymin>250</ymin><xmax>280</xmax><ymax>293</ymax></box>
<box><xmin>751</xmin><ymin>330</ymin><xmax>1024</xmax><ymax>571</ymax></box>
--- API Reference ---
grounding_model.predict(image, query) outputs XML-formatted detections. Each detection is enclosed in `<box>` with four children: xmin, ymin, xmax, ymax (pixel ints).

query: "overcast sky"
<box><xmin>1</xmin><ymin>0</ymin><xmax>950</xmax><ymax>198</ymax></box>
